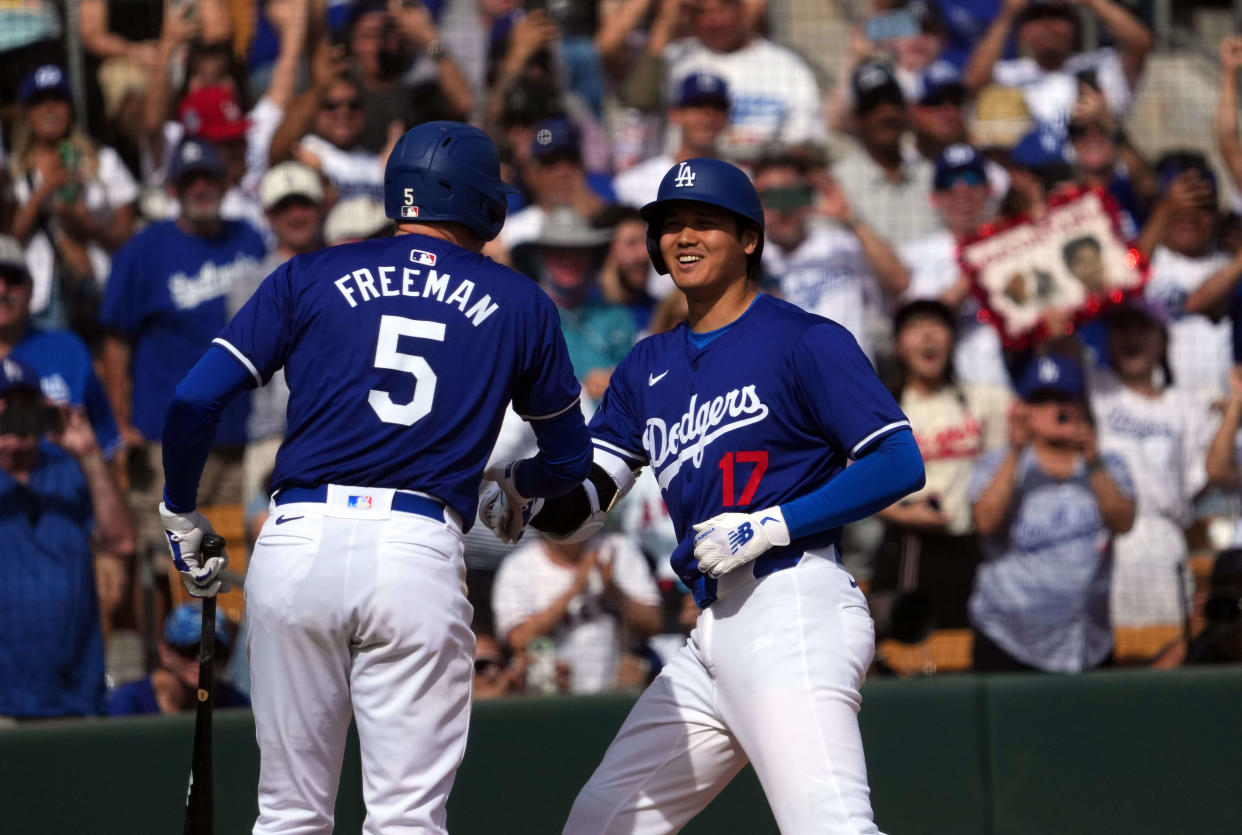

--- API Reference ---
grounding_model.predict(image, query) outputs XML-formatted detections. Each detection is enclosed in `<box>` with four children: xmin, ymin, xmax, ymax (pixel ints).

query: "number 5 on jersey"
<box><xmin>369</xmin><ymin>314</ymin><xmax>444</xmax><ymax>426</ymax></box>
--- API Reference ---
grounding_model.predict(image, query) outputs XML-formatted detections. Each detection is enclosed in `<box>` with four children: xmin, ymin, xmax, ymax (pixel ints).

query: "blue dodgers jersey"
<box><xmin>217</xmin><ymin>233</ymin><xmax>580</xmax><ymax>527</ymax></box>
<box><xmin>13</xmin><ymin>327</ymin><xmax>121</xmax><ymax>458</ymax></box>
<box><xmin>591</xmin><ymin>294</ymin><xmax>909</xmax><ymax>558</ymax></box>
<box><xmin>100</xmin><ymin>220</ymin><xmax>262</xmax><ymax>445</ymax></box>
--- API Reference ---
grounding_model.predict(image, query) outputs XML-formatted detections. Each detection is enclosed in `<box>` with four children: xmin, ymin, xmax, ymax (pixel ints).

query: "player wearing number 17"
<box><xmin>485</xmin><ymin>158</ymin><xmax>926</xmax><ymax>833</ymax></box>
<box><xmin>158</xmin><ymin>122</ymin><xmax>592</xmax><ymax>834</ymax></box>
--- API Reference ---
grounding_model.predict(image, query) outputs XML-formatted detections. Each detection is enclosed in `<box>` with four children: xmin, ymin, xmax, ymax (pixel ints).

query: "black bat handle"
<box><xmin>184</xmin><ymin>533</ymin><xmax>225</xmax><ymax>835</ymax></box>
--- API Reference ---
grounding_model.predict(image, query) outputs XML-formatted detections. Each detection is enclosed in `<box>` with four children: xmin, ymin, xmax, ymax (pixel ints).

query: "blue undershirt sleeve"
<box><xmin>512</xmin><ymin>405</ymin><xmax>594</xmax><ymax>499</ymax></box>
<box><xmin>780</xmin><ymin>429</ymin><xmax>925</xmax><ymax>541</ymax></box>
<box><xmin>161</xmin><ymin>347</ymin><xmax>256</xmax><ymax>512</ymax></box>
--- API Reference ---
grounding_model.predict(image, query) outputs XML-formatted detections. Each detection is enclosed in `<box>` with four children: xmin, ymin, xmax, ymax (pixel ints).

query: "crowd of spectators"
<box><xmin>3</xmin><ymin>0</ymin><xmax>1242</xmax><ymax>721</ymax></box>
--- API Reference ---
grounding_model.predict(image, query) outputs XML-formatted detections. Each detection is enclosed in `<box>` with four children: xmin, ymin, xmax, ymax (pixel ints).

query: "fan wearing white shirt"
<box><xmin>662</xmin><ymin>0</ymin><xmax>828</xmax><ymax>160</ymax></box>
<box><xmin>963</xmin><ymin>0</ymin><xmax>1152</xmax><ymax>131</ymax></box>
<box><xmin>900</xmin><ymin>144</ymin><xmax>1011</xmax><ymax>387</ymax></box>
<box><xmin>1090</xmin><ymin>301</ymin><xmax>1213</xmax><ymax>627</ymax></box>
<box><xmin>1136</xmin><ymin>152</ymin><xmax>1232</xmax><ymax>404</ymax></box>
<box><xmin>612</xmin><ymin>72</ymin><xmax>731</xmax><ymax>210</ymax></box>
<box><xmin>269</xmin><ymin>66</ymin><xmax>386</xmax><ymax>204</ymax></box>
<box><xmin>491</xmin><ymin>534</ymin><xmax>661</xmax><ymax>695</ymax></box>
<box><xmin>755</xmin><ymin>154</ymin><xmax>910</xmax><ymax>360</ymax></box>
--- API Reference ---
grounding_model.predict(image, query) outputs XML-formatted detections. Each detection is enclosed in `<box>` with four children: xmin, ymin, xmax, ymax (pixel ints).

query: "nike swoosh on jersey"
<box><xmin>275</xmin><ymin>515</ymin><xmax>304</xmax><ymax>525</ymax></box>
<box><xmin>648</xmin><ymin>370</ymin><xmax>670</xmax><ymax>386</ymax></box>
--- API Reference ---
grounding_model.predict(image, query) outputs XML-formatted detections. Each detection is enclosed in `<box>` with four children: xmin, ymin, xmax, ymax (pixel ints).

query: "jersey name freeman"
<box><xmin>333</xmin><ymin>266</ymin><xmax>501</xmax><ymax>327</ymax></box>
<box><xmin>644</xmin><ymin>385</ymin><xmax>770</xmax><ymax>488</ymax></box>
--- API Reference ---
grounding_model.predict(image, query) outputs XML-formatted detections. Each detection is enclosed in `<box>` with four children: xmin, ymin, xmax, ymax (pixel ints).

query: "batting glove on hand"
<box><xmin>692</xmin><ymin>507</ymin><xmax>791</xmax><ymax>578</ymax></box>
<box><xmin>159</xmin><ymin>502</ymin><xmax>228</xmax><ymax>598</ymax></box>
<box><xmin>480</xmin><ymin>462</ymin><xmax>544</xmax><ymax>545</ymax></box>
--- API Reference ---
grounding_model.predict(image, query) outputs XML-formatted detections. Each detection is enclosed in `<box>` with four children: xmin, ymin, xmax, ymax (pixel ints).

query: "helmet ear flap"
<box><xmin>647</xmin><ymin>235</ymin><xmax>668</xmax><ymax>275</ymax></box>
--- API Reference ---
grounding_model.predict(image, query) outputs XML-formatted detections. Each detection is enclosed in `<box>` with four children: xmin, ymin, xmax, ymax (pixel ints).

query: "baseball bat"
<box><xmin>183</xmin><ymin>533</ymin><xmax>226</xmax><ymax>835</ymax></box>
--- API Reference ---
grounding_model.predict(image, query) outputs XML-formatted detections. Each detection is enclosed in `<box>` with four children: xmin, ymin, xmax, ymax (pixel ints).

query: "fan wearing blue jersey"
<box><xmin>484</xmin><ymin>159</ymin><xmax>926</xmax><ymax>834</ymax></box>
<box><xmin>157</xmin><ymin>122</ymin><xmax>592</xmax><ymax>834</ymax></box>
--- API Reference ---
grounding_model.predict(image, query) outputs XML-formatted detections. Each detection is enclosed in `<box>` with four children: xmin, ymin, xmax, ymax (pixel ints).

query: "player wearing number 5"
<box><xmin>485</xmin><ymin>158</ymin><xmax>926</xmax><ymax>833</ymax></box>
<box><xmin>158</xmin><ymin>122</ymin><xmax>592</xmax><ymax>834</ymax></box>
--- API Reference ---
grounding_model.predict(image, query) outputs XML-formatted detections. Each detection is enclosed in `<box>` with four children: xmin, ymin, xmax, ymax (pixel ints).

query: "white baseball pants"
<box><xmin>245</xmin><ymin>490</ymin><xmax>474</xmax><ymax>834</ymax></box>
<box><xmin>564</xmin><ymin>552</ymin><xmax>882</xmax><ymax>835</ymax></box>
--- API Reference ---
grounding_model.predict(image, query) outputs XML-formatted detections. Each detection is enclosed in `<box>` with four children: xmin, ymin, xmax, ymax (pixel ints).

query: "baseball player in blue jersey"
<box><xmin>157</xmin><ymin>122</ymin><xmax>593</xmax><ymax>834</ymax></box>
<box><xmin>485</xmin><ymin>158</ymin><xmax>926</xmax><ymax>833</ymax></box>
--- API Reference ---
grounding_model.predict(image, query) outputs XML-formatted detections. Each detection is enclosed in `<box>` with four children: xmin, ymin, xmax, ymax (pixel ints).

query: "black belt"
<box><xmin>274</xmin><ymin>485</ymin><xmax>445</xmax><ymax>523</ymax></box>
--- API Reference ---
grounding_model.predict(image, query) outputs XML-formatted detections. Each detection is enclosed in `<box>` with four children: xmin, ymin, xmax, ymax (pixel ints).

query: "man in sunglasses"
<box><xmin>969</xmin><ymin>353</ymin><xmax>1135</xmax><ymax>672</ymax></box>
<box><xmin>754</xmin><ymin>153</ymin><xmax>909</xmax><ymax>362</ymax></box>
<box><xmin>100</xmin><ymin>138</ymin><xmax>263</xmax><ymax>603</ymax></box>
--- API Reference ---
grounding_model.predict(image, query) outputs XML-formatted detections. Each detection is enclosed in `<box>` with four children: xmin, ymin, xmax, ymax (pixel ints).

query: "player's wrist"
<box><xmin>755</xmin><ymin>506</ymin><xmax>791</xmax><ymax>547</ymax></box>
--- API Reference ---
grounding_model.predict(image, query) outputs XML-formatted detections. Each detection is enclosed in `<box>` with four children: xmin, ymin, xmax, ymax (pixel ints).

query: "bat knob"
<box><xmin>201</xmin><ymin>534</ymin><xmax>227</xmax><ymax>558</ymax></box>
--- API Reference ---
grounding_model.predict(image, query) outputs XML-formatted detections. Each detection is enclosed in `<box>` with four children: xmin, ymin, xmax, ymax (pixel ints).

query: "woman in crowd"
<box><xmin>8</xmin><ymin>65</ymin><xmax>136</xmax><ymax>333</ymax></box>
<box><xmin>1091</xmin><ymin>299</ymin><xmax>1212</xmax><ymax>627</ymax></box>
<box><xmin>969</xmin><ymin>354</ymin><xmax>1135</xmax><ymax>672</ymax></box>
<box><xmin>872</xmin><ymin>300</ymin><xmax>1011</xmax><ymax>633</ymax></box>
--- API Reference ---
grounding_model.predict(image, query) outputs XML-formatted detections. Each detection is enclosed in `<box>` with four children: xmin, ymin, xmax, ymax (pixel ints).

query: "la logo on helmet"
<box><xmin>674</xmin><ymin>162</ymin><xmax>696</xmax><ymax>188</ymax></box>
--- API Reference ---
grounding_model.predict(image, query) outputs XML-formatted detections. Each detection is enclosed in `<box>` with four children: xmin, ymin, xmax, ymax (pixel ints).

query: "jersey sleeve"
<box><xmin>791</xmin><ymin>323</ymin><xmax>910</xmax><ymax>459</ymax></box>
<box><xmin>512</xmin><ymin>290</ymin><xmax>582</xmax><ymax>421</ymax></box>
<box><xmin>214</xmin><ymin>258</ymin><xmax>296</xmax><ymax>386</ymax></box>
<box><xmin>588</xmin><ymin>357</ymin><xmax>648</xmax><ymax>471</ymax></box>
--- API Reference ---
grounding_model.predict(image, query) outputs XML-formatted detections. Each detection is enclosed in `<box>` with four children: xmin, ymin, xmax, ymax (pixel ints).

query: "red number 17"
<box><xmin>718</xmin><ymin>451</ymin><xmax>769</xmax><ymax>507</ymax></box>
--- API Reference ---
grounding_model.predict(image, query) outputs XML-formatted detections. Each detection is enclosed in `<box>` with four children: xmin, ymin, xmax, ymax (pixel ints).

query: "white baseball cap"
<box><xmin>0</xmin><ymin>236</ymin><xmax>31</xmax><ymax>280</ymax></box>
<box><xmin>260</xmin><ymin>162</ymin><xmax>324</xmax><ymax>210</ymax></box>
<box><xmin>324</xmin><ymin>196</ymin><xmax>392</xmax><ymax>245</ymax></box>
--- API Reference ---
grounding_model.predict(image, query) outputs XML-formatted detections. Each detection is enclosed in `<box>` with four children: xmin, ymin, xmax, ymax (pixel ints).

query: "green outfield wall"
<box><xmin>1</xmin><ymin>667</ymin><xmax>1239</xmax><ymax>834</ymax></box>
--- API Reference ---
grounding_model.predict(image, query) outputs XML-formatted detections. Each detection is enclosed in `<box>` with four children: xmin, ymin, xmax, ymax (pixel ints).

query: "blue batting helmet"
<box><xmin>639</xmin><ymin>158</ymin><xmax>765</xmax><ymax>275</ymax></box>
<box><xmin>384</xmin><ymin>121</ymin><xmax>515</xmax><ymax>242</ymax></box>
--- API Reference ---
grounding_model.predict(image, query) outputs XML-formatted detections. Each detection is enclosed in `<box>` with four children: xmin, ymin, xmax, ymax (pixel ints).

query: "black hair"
<box><xmin>592</xmin><ymin>204</ymin><xmax>644</xmax><ymax>229</ymax></box>
<box><xmin>175</xmin><ymin>40</ymin><xmax>253</xmax><ymax>112</ymax></box>
<box><xmin>751</xmin><ymin>152</ymin><xmax>808</xmax><ymax>181</ymax></box>
<box><xmin>1061</xmin><ymin>235</ymin><xmax>1101</xmax><ymax>265</ymax></box>
<box><xmin>887</xmin><ymin>300</ymin><xmax>961</xmax><ymax>400</ymax></box>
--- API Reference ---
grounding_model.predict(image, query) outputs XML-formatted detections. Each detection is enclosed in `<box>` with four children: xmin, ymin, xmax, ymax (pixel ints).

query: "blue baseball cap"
<box><xmin>0</xmin><ymin>357</ymin><xmax>41</xmax><ymax>396</ymax></box>
<box><xmin>19</xmin><ymin>64</ymin><xmax>72</xmax><ymax>105</ymax></box>
<box><xmin>164</xmin><ymin>602</ymin><xmax>231</xmax><ymax>651</ymax></box>
<box><xmin>933</xmin><ymin>143</ymin><xmax>988</xmax><ymax>191</ymax></box>
<box><xmin>912</xmin><ymin>60</ymin><xmax>965</xmax><ymax>106</ymax></box>
<box><xmin>168</xmin><ymin>137</ymin><xmax>226</xmax><ymax>183</ymax></box>
<box><xmin>675</xmin><ymin>72</ymin><xmax>730</xmax><ymax>109</ymax></box>
<box><xmin>1017</xmin><ymin>354</ymin><xmax>1086</xmax><ymax>400</ymax></box>
<box><xmin>1010</xmin><ymin>126</ymin><xmax>1068</xmax><ymax>170</ymax></box>
<box><xmin>530</xmin><ymin>117</ymin><xmax>581</xmax><ymax>162</ymax></box>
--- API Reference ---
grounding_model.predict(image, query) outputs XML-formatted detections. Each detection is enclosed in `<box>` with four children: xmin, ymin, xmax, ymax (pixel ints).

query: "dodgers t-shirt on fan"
<box><xmin>590</xmin><ymin>293</ymin><xmax>909</xmax><ymax>567</ymax></box>
<box><xmin>101</xmin><ymin>220</ymin><xmax>263</xmax><ymax>445</ymax></box>
<box><xmin>216</xmin><ymin>234</ymin><xmax>580</xmax><ymax>528</ymax></box>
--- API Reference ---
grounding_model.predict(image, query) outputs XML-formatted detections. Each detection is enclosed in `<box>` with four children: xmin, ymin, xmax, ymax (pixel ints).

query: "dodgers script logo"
<box><xmin>673</xmin><ymin>161</ymin><xmax>696</xmax><ymax>188</ymax></box>
<box><xmin>644</xmin><ymin>386</ymin><xmax>769</xmax><ymax>488</ymax></box>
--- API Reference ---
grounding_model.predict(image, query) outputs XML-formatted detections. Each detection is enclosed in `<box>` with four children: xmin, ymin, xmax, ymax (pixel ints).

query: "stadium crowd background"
<box><xmin>3</xmin><ymin>0</ymin><xmax>1242</xmax><ymax>721</ymax></box>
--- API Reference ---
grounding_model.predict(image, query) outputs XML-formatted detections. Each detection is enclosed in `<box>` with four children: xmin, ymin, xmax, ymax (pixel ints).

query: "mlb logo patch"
<box><xmin>401</xmin><ymin>206</ymin><xmax>419</xmax><ymax>218</ymax></box>
<box><xmin>410</xmin><ymin>249</ymin><xmax>436</xmax><ymax>266</ymax></box>
<box><xmin>347</xmin><ymin>495</ymin><xmax>373</xmax><ymax>510</ymax></box>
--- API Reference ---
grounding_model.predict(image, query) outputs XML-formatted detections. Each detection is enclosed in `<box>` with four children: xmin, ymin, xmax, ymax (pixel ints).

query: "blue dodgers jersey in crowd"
<box><xmin>0</xmin><ymin>443</ymin><xmax>105</xmax><ymax>717</ymax></box>
<box><xmin>13</xmin><ymin>327</ymin><xmax>121</xmax><ymax>458</ymax></box>
<box><xmin>216</xmin><ymin>233</ymin><xmax>580</xmax><ymax>527</ymax></box>
<box><xmin>591</xmin><ymin>294</ymin><xmax>910</xmax><ymax>561</ymax></box>
<box><xmin>101</xmin><ymin>220</ymin><xmax>263</xmax><ymax>445</ymax></box>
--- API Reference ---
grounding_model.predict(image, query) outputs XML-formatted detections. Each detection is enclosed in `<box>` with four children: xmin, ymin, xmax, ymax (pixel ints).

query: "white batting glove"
<box><xmin>692</xmin><ymin>507</ymin><xmax>791</xmax><ymax>578</ymax></box>
<box><xmin>159</xmin><ymin>502</ymin><xmax>228</xmax><ymax>598</ymax></box>
<box><xmin>480</xmin><ymin>462</ymin><xmax>544</xmax><ymax>545</ymax></box>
